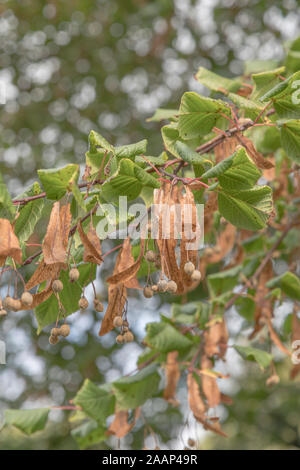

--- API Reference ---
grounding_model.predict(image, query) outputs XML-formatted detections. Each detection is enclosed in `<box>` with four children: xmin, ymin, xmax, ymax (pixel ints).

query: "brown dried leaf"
<box><xmin>201</xmin><ymin>356</ymin><xmax>221</xmax><ymax>408</ymax></box>
<box><xmin>239</xmin><ymin>136</ymin><xmax>274</xmax><ymax>169</ymax></box>
<box><xmin>203</xmin><ymin>192</ymin><xmax>218</xmax><ymax>235</ymax></box>
<box><xmin>107</xmin><ymin>408</ymin><xmax>140</xmax><ymax>439</ymax></box>
<box><xmin>154</xmin><ymin>183</ymin><xmax>201</xmax><ymax>295</ymax></box>
<box><xmin>290</xmin><ymin>310</ymin><xmax>300</xmax><ymax>380</ymax></box>
<box><xmin>214</xmin><ymin>136</ymin><xmax>239</xmax><ymax>163</ymax></box>
<box><xmin>78</xmin><ymin>220</ymin><xmax>103</xmax><ymax>265</ymax></box>
<box><xmin>106</xmin><ymin>237</ymin><xmax>144</xmax><ymax>287</ymax></box>
<box><xmin>43</xmin><ymin>202</ymin><xmax>68</xmax><ymax>265</ymax></box>
<box><xmin>263</xmin><ymin>156</ymin><xmax>276</xmax><ymax>181</ymax></box>
<box><xmin>163</xmin><ymin>351</ymin><xmax>180</xmax><ymax>406</ymax></box>
<box><xmin>204</xmin><ymin>318</ymin><xmax>228</xmax><ymax>359</ymax></box>
<box><xmin>266</xmin><ymin>374</ymin><xmax>280</xmax><ymax>387</ymax></box>
<box><xmin>25</xmin><ymin>260</ymin><xmax>61</xmax><ymax>290</ymax></box>
<box><xmin>60</xmin><ymin>203</ymin><xmax>72</xmax><ymax>251</ymax></box>
<box><xmin>292</xmin><ymin>310</ymin><xmax>300</xmax><ymax>343</ymax></box>
<box><xmin>100</xmin><ymin>237</ymin><xmax>146</xmax><ymax>335</ymax></box>
<box><xmin>99</xmin><ymin>283</ymin><xmax>126</xmax><ymax>336</ymax></box>
<box><xmin>180</xmin><ymin>186</ymin><xmax>202</xmax><ymax>291</ymax></box>
<box><xmin>118</xmin><ymin>237</ymin><xmax>141</xmax><ymax>289</ymax></box>
<box><xmin>0</xmin><ymin>218</ymin><xmax>22</xmax><ymax>266</ymax></box>
<box><xmin>237</xmin><ymin>85</ymin><xmax>252</xmax><ymax>98</ymax></box>
<box><xmin>187</xmin><ymin>372</ymin><xmax>227</xmax><ymax>437</ymax></box>
<box><xmin>187</xmin><ymin>372</ymin><xmax>206</xmax><ymax>420</ymax></box>
<box><xmin>220</xmin><ymin>393</ymin><xmax>233</xmax><ymax>406</ymax></box>
<box><xmin>20</xmin><ymin>284</ymin><xmax>53</xmax><ymax>310</ymax></box>
<box><xmin>249</xmin><ymin>261</ymin><xmax>273</xmax><ymax>339</ymax></box>
<box><xmin>205</xmin><ymin>223</ymin><xmax>236</xmax><ymax>264</ymax></box>
<box><xmin>201</xmin><ymin>419</ymin><xmax>228</xmax><ymax>438</ymax></box>
<box><xmin>266</xmin><ymin>318</ymin><xmax>291</xmax><ymax>356</ymax></box>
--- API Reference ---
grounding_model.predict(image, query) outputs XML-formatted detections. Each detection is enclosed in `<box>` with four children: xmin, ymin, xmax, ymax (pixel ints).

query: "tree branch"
<box><xmin>13</xmin><ymin>109</ymin><xmax>275</xmax><ymax>206</ymax></box>
<box><xmin>195</xmin><ymin>109</ymin><xmax>275</xmax><ymax>155</ymax></box>
<box><xmin>13</xmin><ymin>179</ymin><xmax>105</xmax><ymax>206</ymax></box>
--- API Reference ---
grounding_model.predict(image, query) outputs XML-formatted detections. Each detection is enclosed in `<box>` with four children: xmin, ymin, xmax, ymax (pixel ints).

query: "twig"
<box><xmin>12</xmin><ymin>180</ymin><xmax>104</xmax><ymax>206</ymax></box>
<box><xmin>195</xmin><ymin>109</ymin><xmax>275</xmax><ymax>155</ymax></box>
<box><xmin>188</xmin><ymin>343</ymin><xmax>202</xmax><ymax>372</ymax></box>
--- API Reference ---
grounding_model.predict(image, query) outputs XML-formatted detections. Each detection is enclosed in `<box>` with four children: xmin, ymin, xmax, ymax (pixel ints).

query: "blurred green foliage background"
<box><xmin>0</xmin><ymin>0</ymin><xmax>300</xmax><ymax>450</ymax></box>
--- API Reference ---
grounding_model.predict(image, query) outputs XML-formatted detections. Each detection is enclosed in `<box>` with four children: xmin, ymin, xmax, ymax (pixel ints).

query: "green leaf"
<box><xmin>280</xmin><ymin>119</ymin><xmax>300</xmax><ymax>163</ymax></box>
<box><xmin>89</xmin><ymin>130</ymin><xmax>114</xmax><ymax>154</ymax></box>
<box><xmin>161</xmin><ymin>125</ymin><xmax>206</xmax><ymax>159</ymax></box>
<box><xmin>71</xmin><ymin>420</ymin><xmax>107</xmax><ymax>450</ymax></box>
<box><xmin>267</xmin><ymin>271</ymin><xmax>300</xmax><ymax>301</ymax></box>
<box><xmin>101</xmin><ymin>158</ymin><xmax>160</xmax><ymax>202</ymax></box>
<box><xmin>273</xmin><ymin>99</ymin><xmax>300</xmax><ymax>120</ymax></box>
<box><xmin>251</xmin><ymin>66</ymin><xmax>286</xmax><ymax>100</ymax></box>
<box><xmin>202</xmin><ymin>147</ymin><xmax>261</xmax><ymax>190</ymax></box>
<box><xmin>112</xmin><ymin>364</ymin><xmax>160</xmax><ymax>410</ymax></box>
<box><xmin>115</xmin><ymin>139</ymin><xmax>147</xmax><ymax>159</ymax></box>
<box><xmin>161</xmin><ymin>125</ymin><xmax>182</xmax><ymax>158</ymax></box>
<box><xmin>74</xmin><ymin>380</ymin><xmax>115</xmax><ymax>423</ymax></box>
<box><xmin>251</xmin><ymin>126</ymin><xmax>281</xmax><ymax>153</ymax></box>
<box><xmin>38</xmin><ymin>164</ymin><xmax>79</xmax><ymax>200</ymax></box>
<box><xmin>145</xmin><ymin>321</ymin><xmax>193</xmax><ymax>353</ymax></box>
<box><xmin>235</xmin><ymin>297</ymin><xmax>256</xmax><ymax>322</ymax></box>
<box><xmin>218</xmin><ymin>185</ymin><xmax>273</xmax><ymax>230</ymax></box>
<box><xmin>174</xmin><ymin>141</ymin><xmax>211</xmax><ymax>171</ymax></box>
<box><xmin>0</xmin><ymin>172</ymin><xmax>15</xmax><ymax>219</ymax></box>
<box><xmin>84</xmin><ymin>149</ymin><xmax>110</xmax><ymax>181</ymax></box>
<box><xmin>263</xmin><ymin>71</ymin><xmax>300</xmax><ymax>119</ymax></box>
<box><xmin>14</xmin><ymin>183</ymin><xmax>45</xmax><ymax>243</ymax></box>
<box><xmin>5</xmin><ymin>408</ymin><xmax>49</xmax><ymax>435</ymax></box>
<box><xmin>147</xmin><ymin>108</ymin><xmax>178</xmax><ymax>122</ymax></box>
<box><xmin>14</xmin><ymin>198</ymin><xmax>44</xmax><ymax>243</ymax></box>
<box><xmin>195</xmin><ymin>67</ymin><xmax>242</xmax><ymax>93</ymax></box>
<box><xmin>178</xmin><ymin>92</ymin><xmax>230</xmax><ymax>139</ymax></box>
<box><xmin>227</xmin><ymin>92</ymin><xmax>264</xmax><ymax>120</ymax></box>
<box><xmin>35</xmin><ymin>263</ymin><xmax>96</xmax><ymax>333</ymax></box>
<box><xmin>69</xmin><ymin>170</ymin><xmax>86</xmax><ymax>212</ymax></box>
<box><xmin>259</xmin><ymin>79</ymin><xmax>290</xmax><ymax>101</ymax></box>
<box><xmin>135</xmin><ymin>152</ymin><xmax>168</xmax><ymax>167</ymax></box>
<box><xmin>171</xmin><ymin>301</ymin><xmax>210</xmax><ymax>327</ymax></box>
<box><xmin>207</xmin><ymin>265</ymin><xmax>241</xmax><ymax>298</ymax></box>
<box><xmin>234</xmin><ymin>345</ymin><xmax>273</xmax><ymax>369</ymax></box>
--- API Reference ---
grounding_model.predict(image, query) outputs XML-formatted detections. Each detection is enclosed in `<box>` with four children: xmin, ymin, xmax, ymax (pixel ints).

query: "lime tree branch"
<box><xmin>13</xmin><ymin>179</ymin><xmax>105</xmax><ymax>206</ymax></box>
<box><xmin>195</xmin><ymin>109</ymin><xmax>275</xmax><ymax>155</ymax></box>
<box><xmin>12</xmin><ymin>108</ymin><xmax>275</xmax><ymax>207</ymax></box>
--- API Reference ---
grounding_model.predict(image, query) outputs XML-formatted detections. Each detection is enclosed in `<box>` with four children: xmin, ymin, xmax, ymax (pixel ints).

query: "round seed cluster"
<box><xmin>49</xmin><ymin>324</ymin><xmax>71</xmax><ymax>345</ymax></box>
<box><xmin>183</xmin><ymin>262</ymin><xmax>201</xmax><ymax>283</ymax></box>
<box><xmin>113</xmin><ymin>316</ymin><xmax>134</xmax><ymax>345</ymax></box>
